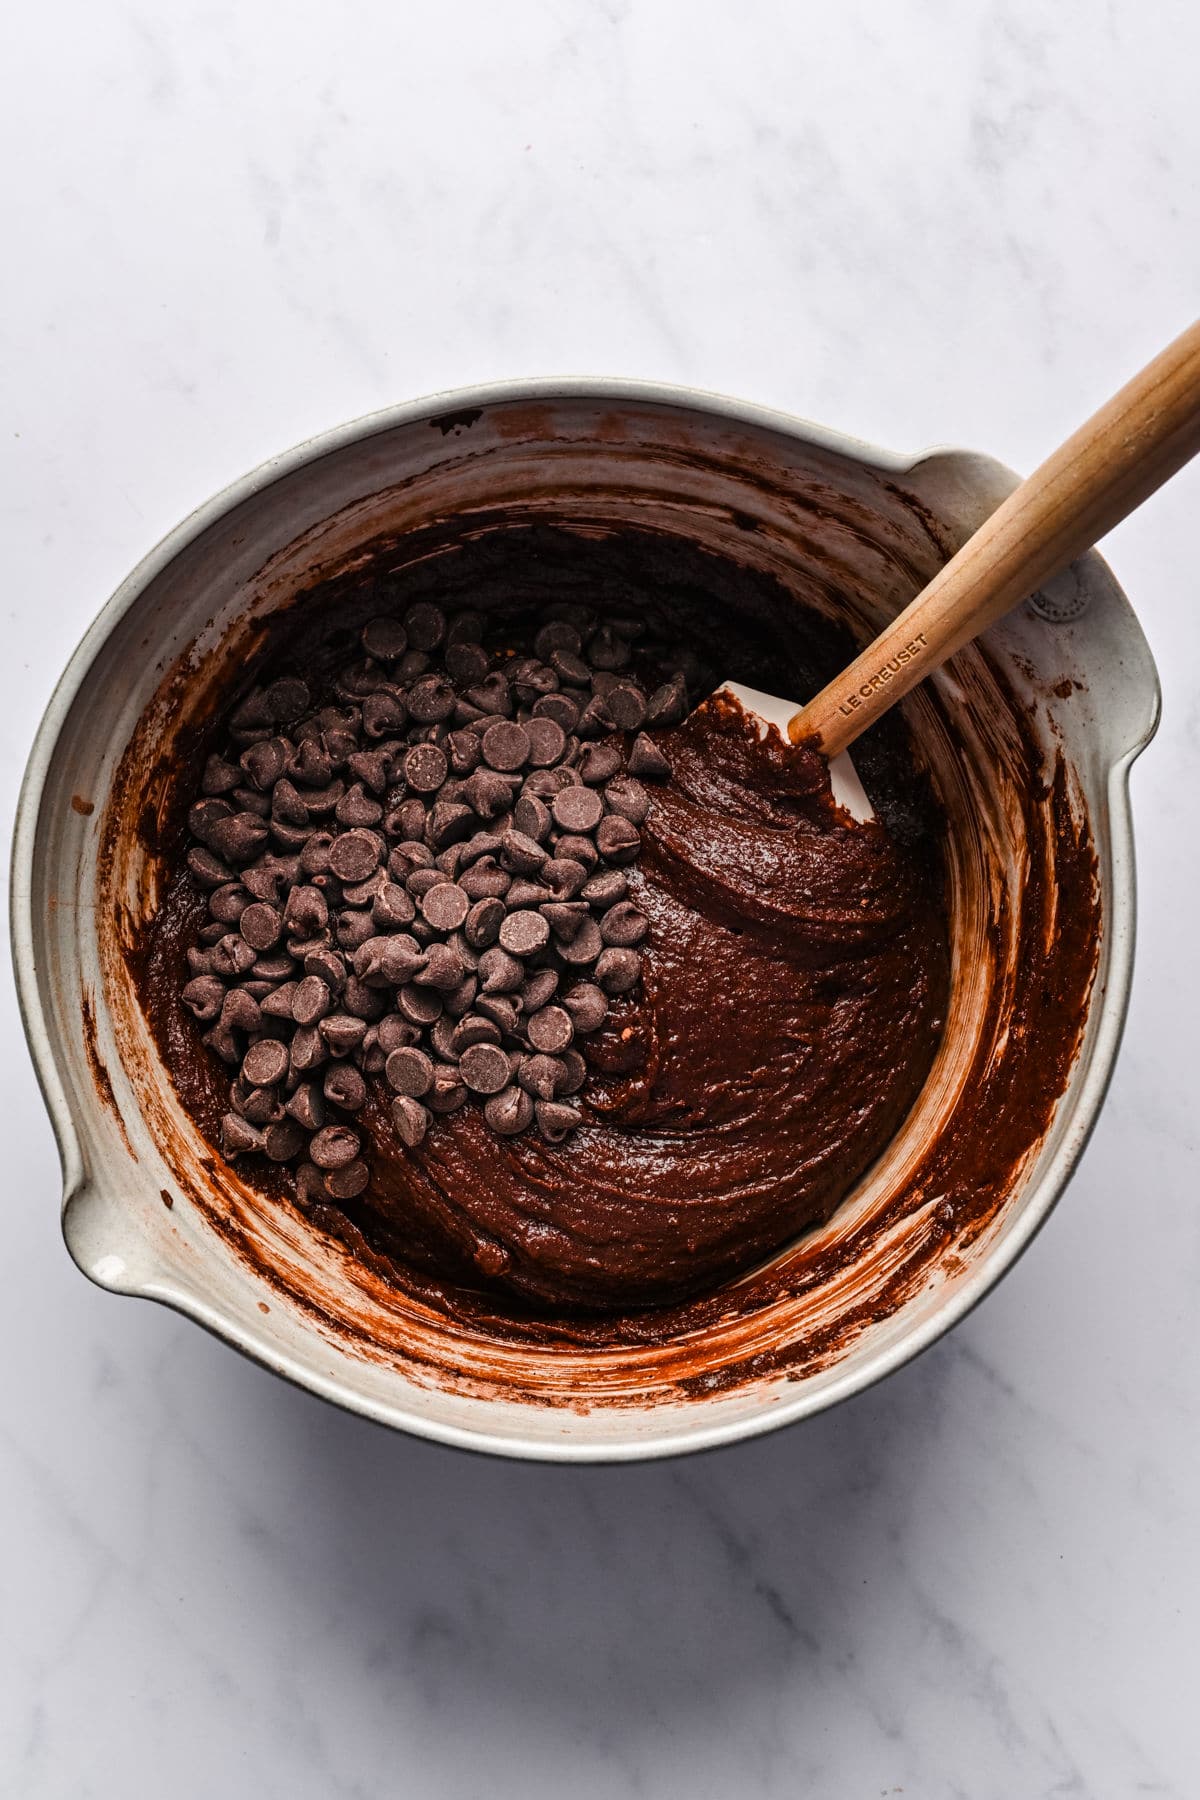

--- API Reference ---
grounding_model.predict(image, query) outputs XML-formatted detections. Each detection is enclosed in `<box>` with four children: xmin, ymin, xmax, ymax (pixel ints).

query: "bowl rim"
<box><xmin>10</xmin><ymin>376</ymin><xmax>1162</xmax><ymax>1462</ymax></box>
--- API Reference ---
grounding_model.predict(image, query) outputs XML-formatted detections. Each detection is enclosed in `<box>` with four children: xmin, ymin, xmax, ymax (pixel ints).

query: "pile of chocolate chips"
<box><xmin>180</xmin><ymin>600</ymin><xmax>687</xmax><ymax>1205</ymax></box>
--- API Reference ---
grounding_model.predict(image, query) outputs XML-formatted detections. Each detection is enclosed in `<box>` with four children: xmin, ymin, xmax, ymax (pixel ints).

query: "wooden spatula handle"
<box><xmin>789</xmin><ymin>318</ymin><xmax>1200</xmax><ymax>757</ymax></box>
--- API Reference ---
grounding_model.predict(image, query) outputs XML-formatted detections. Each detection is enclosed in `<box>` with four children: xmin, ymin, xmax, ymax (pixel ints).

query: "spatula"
<box><xmin>714</xmin><ymin>318</ymin><xmax>1200</xmax><ymax>821</ymax></box>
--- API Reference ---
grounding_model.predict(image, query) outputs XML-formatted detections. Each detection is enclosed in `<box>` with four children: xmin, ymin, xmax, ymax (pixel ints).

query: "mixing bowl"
<box><xmin>12</xmin><ymin>381</ymin><xmax>1159</xmax><ymax>1461</ymax></box>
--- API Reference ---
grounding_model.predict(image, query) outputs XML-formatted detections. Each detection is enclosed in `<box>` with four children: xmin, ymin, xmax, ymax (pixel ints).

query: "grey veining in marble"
<box><xmin>1</xmin><ymin>1</ymin><xmax>1197</xmax><ymax>1794</ymax></box>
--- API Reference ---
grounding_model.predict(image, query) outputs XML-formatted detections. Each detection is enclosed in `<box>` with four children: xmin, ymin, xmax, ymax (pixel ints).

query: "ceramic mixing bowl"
<box><xmin>11</xmin><ymin>381</ymin><xmax>1159</xmax><ymax>1460</ymax></box>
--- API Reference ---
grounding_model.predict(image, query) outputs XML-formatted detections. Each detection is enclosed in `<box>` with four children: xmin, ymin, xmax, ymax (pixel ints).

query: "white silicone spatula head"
<box><xmin>713</xmin><ymin>680</ymin><xmax>876</xmax><ymax>823</ymax></box>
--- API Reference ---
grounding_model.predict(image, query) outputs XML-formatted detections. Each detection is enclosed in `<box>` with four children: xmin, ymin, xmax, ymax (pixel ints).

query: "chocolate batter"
<box><xmin>136</xmin><ymin>525</ymin><xmax>949</xmax><ymax>1314</ymax></box>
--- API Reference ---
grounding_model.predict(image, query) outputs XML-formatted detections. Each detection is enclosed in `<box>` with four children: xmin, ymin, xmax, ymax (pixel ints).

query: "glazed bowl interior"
<box><xmin>16</xmin><ymin>386</ymin><xmax>1158</xmax><ymax>1460</ymax></box>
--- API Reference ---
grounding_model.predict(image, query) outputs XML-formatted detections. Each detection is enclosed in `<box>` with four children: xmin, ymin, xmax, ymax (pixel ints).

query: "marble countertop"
<box><xmin>3</xmin><ymin>3</ymin><xmax>1198</xmax><ymax>1794</ymax></box>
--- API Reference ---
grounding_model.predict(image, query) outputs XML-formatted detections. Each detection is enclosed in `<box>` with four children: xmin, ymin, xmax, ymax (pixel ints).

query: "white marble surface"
<box><xmin>2</xmin><ymin>2</ymin><xmax>1198</xmax><ymax>1793</ymax></box>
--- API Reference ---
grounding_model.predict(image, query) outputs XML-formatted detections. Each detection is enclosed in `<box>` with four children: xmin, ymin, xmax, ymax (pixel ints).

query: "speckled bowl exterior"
<box><xmin>11</xmin><ymin>382</ymin><xmax>1159</xmax><ymax>1461</ymax></box>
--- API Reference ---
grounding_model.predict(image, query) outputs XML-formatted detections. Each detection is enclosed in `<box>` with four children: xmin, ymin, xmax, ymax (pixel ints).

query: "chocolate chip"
<box><xmin>282</xmin><ymin>885</ymin><xmax>328</xmax><ymax>938</ymax></box>
<box><xmin>552</xmin><ymin>833</ymin><xmax>599</xmax><ymax>871</ymax></box>
<box><xmin>459</xmin><ymin>1042</ymin><xmax>511</xmax><ymax>1095</ymax></box>
<box><xmin>604</xmin><ymin>683</ymin><xmax>646</xmax><ymax>730</ymax></box>
<box><xmin>550</xmin><ymin>647</ymin><xmax>591</xmax><ymax>685</ymax></box>
<box><xmin>210</xmin><ymin>882</ymin><xmax>250</xmax><ymax>925</ymax></box>
<box><xmin>477</xmin><ymin>993</ymin><xmax>520</xmax><ymax>1036</ymax></box>
<box><xmin>309</xmin><ymin>1125</ymin><xmax>361</xmax><ymax>1169</ymax></box>
<box><xmin>464</xmin><ymin>895</ymin><xmax>505</xmax><ymax>948</ymax></box>
<box><xmin>186</xmin><ymin>576</ymin><xmax>684</xmax><ymax>1166</ymax></box>
<box><xmin>182</xmin><ymin>976</ymin><xmax>225</xmax><ymax>1021</ymax></box>
<box><xmin>521</xmin><ymin>968</ymin><xmax>560</xmax><ymax>1012</ymax></box>
<box><xmin>220</xmin><ymin>990</ymin><xmax>262</xmax><ymax>1035</ymax></box>
<box><xmin>264</xmin><ymin>1119</ymin><xmax>307</xmax><ymax>1162</ymax></box>
<box><xmin>478</xmin><ymin>946</ymin><xmax>524</xmax><ymax>993</ymax></box>
<box><xmin>527</xmin><ymin>1005</ymin><xmax>573</xmax><ymax>1052</ymax></box>
<box><xmin>420</xmin><ymin>882</ymin><xmax>469</xmax><ymax>932</ymax></box>
<box><xmin>240</xmin><ymin>737</ymin><xmax>289</xmax><ymax>791</ymax></box>
<box><xmin>202</xmin><ymin>1024</ymin><xmax>241</xmax><ymax>1065</ymax></box>
<box><xmin>371</xmin><ymin>882</ymin><xmax>416</xmax><ymax>930</ymax></box>
<box><xmin>202</xmin><ymin>754</ymin><xmax>241</xmax><ymax>796</ymax></box>
<box><xmin>523</xmin><ymin>717</ymin><xmax>566</xmax><ymax>768</ymax></box>
<box><xmin>222</xmin><ymin>1112</ymin><xmax>264</xmax><ymax>1157</ymax></box>
<box><xmin>407</xmin><ymin>676</ymin><xmax>456</xmax><ymax>724</ymax></box>
<box><xmin>500</xmin><ymin>828</ymin><xmax>547</xmax><ymax>875</ymax></box>
<box><xmin>604</xmin><ymin>775</ymin><xmax>650</xmax><ymax>824</ymax></box>
<box><xmin>578</xmin><ymin>741</ymin><xmax>622</xmax><ymax>784</ymax></box>
<box><xmin>407</xmin><ymin>867</ymin><xmax>444</xmax><ymax>898</ymax></box>
<box><xmin>239</xmin><ymin>901</ymin><xmax>282</xmax><ymax>952</ymax></box>
<box><xmin>596</xmin><ymin>947</ymin><xmax>642</xmax><ymax>993</ymax></box>
<box><xmin>627</xmin><ymin>733</ymin><xmax>672</xmax><ymax>779</ymax></box>
<box><xmin>290</xmin><ymin>1025</ymin><xmax>328</xmax><ymax>1072</ymax></box>
<box><xmin>518</xmin><ymin>1054</ymin><xmax>566</xmax><ymax>1101</ymax></box>
<box><xmin>426</xmin><ymin>800</ymin><xmax>473</xmax><ymax>848</ymax></box>
<box><xmin>551</xmin><ymin>786</ymin><xmax>603</xmax><ymax>833</ymax></box>
<box><xmin>336</xmin><ymin>911</ymin><xmax>377</xmax><ymax>952</ymax></box>
<box><xmin>336</xmin><ymin>783</ymin><xmax>384</xmax><ymax>828</ymax></box>
<box><xmin>209</xmin><ymin>935</ymin><xmax>258</xmax><ymax>977</ymax></box>
<box><xmin>535</xmin><ymin>1100</ymin><xmax>580</xmax><ymax>1143</ymax></box>
<box><xmin>386</xmin><ymin>1045</ymin><xmax>434</xmax><ymax>1096</ymax></box>
<box><xmin>540</xmin><ymin>857</ymin><xmax>588</xmax><ymax>899</ymax></box>
<box><xmin>513</xmin><ymin>792</ymin><xmax>551</xmax><ymax>843</ymax></box>
<box><xmin>500</xmin><ymin>879</ymin><xmax>539</xmax><ymax>910</ymax></box>
<box><xmin>404</xmin><ymin>742</ymin><xmax>448</xmax><ymax>794</ymax></box>
<box><xmin>343</xmin><ymin>977</ymin><xmax>385</xmax><ymax>1022</ymax></box>
<box><xmin>463</xmin><ymin>769</ymin><xmax>513</xmax><ymax>819</ymax></box>
<box><xmin>445</xmin><ymin>641</ymin><xmax>490</xmax><ymax>685</ymax></box>
<box><xmin>404</xmin><ymin>602</ymin><xmax>446</xmax><ymax>651</ymax></box>
<box><xmin>596</xmin><ymin>815</ymin><xmax>641</xmax><ymax>864</ymax></box>
<box><xmin>450</xmin><ymin>1013</ymin><xmax>502</xmax><ymax>1054</ymax></box>
<box><xmin>362</xmin><ymin>616</ymin><xmax>408</xmax><ymax>661</ymax></box>
<box><xmin>208</xmin><ymin>812</ymin><xmax>270</xmax><ymax>864</ymax></box>
<box><xmin>600</xmin><ymin>901</ymin><xmax>648</xmax><ymax>946</ymax></box>
<box><xmin>362</xmin><ymin>692</ymin><xmax>407</xmax><ymax>739</ymax></box>
<box><xmin>265</xmin><ymin>677</ymin><xmax>310</xmax><ymax>723</ymax></box>
<box><xmin>467</xmin><ymin>673</ymin><xmax>513</xmax><ymax>717</ymax></box>
<box><xmin>414</xmin><ymin>942</ymin><xmax>465</xmax><ymax>991</ymax></box>
<box><xmin>558</xmin><ymin>918</ymin><xmax>603</xmax><ymax>965</ymax></box>
<box><xmin>242</xmin><ymin>1039</ymin><xmax>288</xmax><ymax>1087</ymax></box>
<box><xmin>534</xmin><ymin>621</ymin><xmax>580</xmax><ymax>660</ymax></box>
<box><xmin>579</xmin><ymin>869</ymin><xmax>627</xmax><ymax>908</ymax></box>
<box><xmin>541</xmin><ymin>902</ymin><xmax>587</xmax><ymax>943</ymax></box>
<box><xmin>499</xmin><ymin>910</ymin><xmax>550</xmax><ymax>956</ymax></box>
<box><xmin>482</xmin><ymin>720</ymin><xmax>531</xmax><ymax>771</ymax></box>
<box><xmin>285</xmin><ymin>1083</ymin><xmax>326</xmax><ymax>1131</ymax></box>
<box><xmin>399</xmin><ymin>983</ymin><xmax>442</xmax><ymax>1025</ymax></box>
<box><xmin>460</xmin><ymin>859</ymin><xmax>510</xmax><ymax>901</ymax></box>
<box><xmin>377</xmin><ymin>1014</ymin><xmax>418</xmax><ymax>1054</ymax></box>
<box><xmin>300</xmin><ymin>832</ymin><xmax>334</xmax><ymax>877</ymax></box>
<box><xmin>645</xmin><ymin>673</ymin><xmax>687</xmax><ymax>727</ymax></box>
<box><xmin>427</xmin><ymin>1066</ymin><xmax>468</xmax><ymax>1113</ymax></box>
<box><xmin>319</xmin><ymin>1013</ymin><xmax>368</xmax><ymax>1054</ymax></box>
<box><xmin>587</xmin><ymin>625</ymin><xmax>631</xmax><ymax>671</ymax></box>
<box><xmin>390</xmin><ymin>1095</ymin><xmax>428</xmax><ymax>1148</ymax></box>
<box><xmin>293</xmin><ymin>740</ymin><xmax>333</xmax><ymax>787</ymax></box>
<box><xmin>324</xmin><ymin>1063</ymin><xmax>366</xmax><ymax>1111</ymax></box>
<box><xmin>398</xmin><ymin>650</ymin><xmax>430</xmax><ymax>681</ymax></box>
<box><xmin>576</xmin><ymin>695</ymin><xmax>613</xmax><ymax>739</ymax></box>
<box><xmin>325</xmin><ymin>1159</ymin><xmax>369</xmax><ymax>1199</ymax></box>
<box><xmin>188</xmin><ymin>847</ymin><xmax>233</xmax><ymax>889</ymax></box>
<box><xmin>532</xmin><ymin>693</ymin><xmax>580</xmax><ymax>732</ymax></box>
<box><xmin>329</xmin><ymin>830</ymin><xmax>381</xmax><ymax>883</ymax></box>
<box><xmin>483</xmin><ymin>1086</ymin><xmax>534</xmax><ymax>1136</ymax></box>
<box><xmin>445</xmin><ymin>728</ymin><xmax>482</xmax><ymax>777</ymax></box>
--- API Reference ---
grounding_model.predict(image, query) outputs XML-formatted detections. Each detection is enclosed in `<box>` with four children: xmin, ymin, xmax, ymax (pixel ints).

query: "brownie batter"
<box><xmin>137</xmin><ymin>526</ymin><xmax>949</xmax><ymax>1314</ymax></box>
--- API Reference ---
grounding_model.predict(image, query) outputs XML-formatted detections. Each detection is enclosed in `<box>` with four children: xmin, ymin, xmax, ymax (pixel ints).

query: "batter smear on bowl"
<box><xmin>141</xmin><ymin>527</ymin><xmax>949</xmax><ymax>1312</ymax></box>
